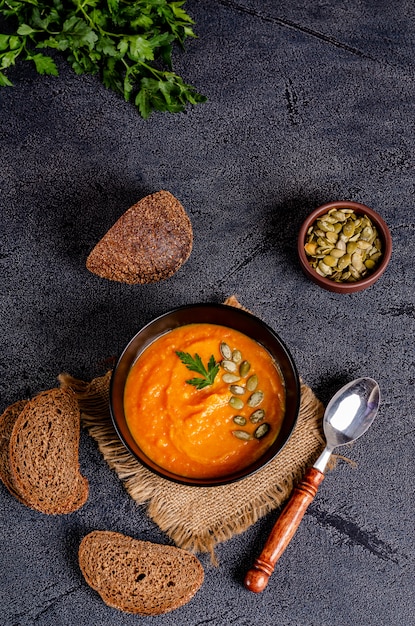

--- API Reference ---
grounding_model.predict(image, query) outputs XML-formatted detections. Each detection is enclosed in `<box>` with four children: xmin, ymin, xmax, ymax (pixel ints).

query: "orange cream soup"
<box><xmin>124</xmin><ymin>323</ymin><xmax>285</xmax><ymax>479</ymax></box>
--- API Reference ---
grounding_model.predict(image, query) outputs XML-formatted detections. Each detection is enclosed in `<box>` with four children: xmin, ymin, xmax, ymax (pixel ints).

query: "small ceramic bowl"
<box><xmin>298</xmin><ymin>201</ymin><xmax>392</xmax><ymax>293</ymax></box>
<box><xmin>110</xmin><ymin>303</ymin><xmax>300</xmax><ymax>487</ymax></box>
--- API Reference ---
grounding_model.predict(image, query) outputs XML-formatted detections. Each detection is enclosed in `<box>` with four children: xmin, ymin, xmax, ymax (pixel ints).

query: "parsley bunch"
<box><xmin>0</xmin><ymin>0</ymin><xmax>206</xmax><ymax>118</ymax></box>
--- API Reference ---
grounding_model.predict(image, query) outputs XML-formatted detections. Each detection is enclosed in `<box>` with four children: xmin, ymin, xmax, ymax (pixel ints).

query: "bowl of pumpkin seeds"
<box><xmin>298</xmin><ymin>201</ymin><xmax>392</xmax><ymax>293</ymax></box>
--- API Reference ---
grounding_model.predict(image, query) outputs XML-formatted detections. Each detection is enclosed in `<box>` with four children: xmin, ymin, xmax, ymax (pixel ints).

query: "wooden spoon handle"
<box><xmin>244</xmin><ymin>467</ymin><xmax>325</xmax><ymax>593</ymax></box>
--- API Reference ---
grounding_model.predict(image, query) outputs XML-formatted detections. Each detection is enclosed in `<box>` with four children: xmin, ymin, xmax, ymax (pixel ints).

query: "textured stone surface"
<box><xmin>1</xmin><ymin>1</ymin><xmax>414</xmax><ymax>624</ymax></box>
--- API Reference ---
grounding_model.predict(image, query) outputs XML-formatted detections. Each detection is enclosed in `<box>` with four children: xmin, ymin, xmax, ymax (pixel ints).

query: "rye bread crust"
<box><xmin>0</xmin><ymin>400</ymin><xmax>29</xmax><ymax>503</ymax></box>
<box><xmin>79</xmin><ymin>531</ymin><xmax>204</xmax><ymax>615</ymax></box>
<box><xmin>86</xmin><ymin>190</ymin><xmax>193</xmax><ymax>284</ymax></box>
<box><xmin>8</xmin><ymin>388</ymin><xmax>89</xmax><ymax>514</ymax></box>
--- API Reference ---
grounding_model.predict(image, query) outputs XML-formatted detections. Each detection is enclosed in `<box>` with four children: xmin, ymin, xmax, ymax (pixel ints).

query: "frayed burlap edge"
<box><xmin>59</xmin><ymin>297</ymin><xmax>327</xmax><ymax>560</ymax></box>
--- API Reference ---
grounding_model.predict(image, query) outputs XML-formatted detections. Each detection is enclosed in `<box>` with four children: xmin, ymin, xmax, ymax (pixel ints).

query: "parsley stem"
<box><xmin>138</xmin><ymin>61</ymin><xmax>164</xmax><ymax>78</ymax></box>
<box><xmin>75</xmin><ymin>1</ymin><xmax>127</xmax><ymax>39</ymax></box>
<box><xmin>75</xmin><ymin>3</ymin><xmax>105</xmax><ymax>36</ymax></box>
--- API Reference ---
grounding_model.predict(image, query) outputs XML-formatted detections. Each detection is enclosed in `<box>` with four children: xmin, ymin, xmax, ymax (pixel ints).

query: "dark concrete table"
<box><xmin>1</xmin><ymin>2</ymin><xmax>414</xmax><ymax>624</ymax></box>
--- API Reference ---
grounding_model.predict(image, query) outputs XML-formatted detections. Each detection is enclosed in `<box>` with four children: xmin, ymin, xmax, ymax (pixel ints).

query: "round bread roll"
<box><xmin>86</xmin><ymin>190</ymin><xmax>193</xmax><ymax>284</ymax></box>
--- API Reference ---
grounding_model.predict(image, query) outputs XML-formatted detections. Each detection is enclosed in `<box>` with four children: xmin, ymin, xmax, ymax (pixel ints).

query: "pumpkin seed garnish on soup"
<box><xmin>220</xmin><ymin>341</ymin><xmax>269</xmax><ymax>442</ymax></box>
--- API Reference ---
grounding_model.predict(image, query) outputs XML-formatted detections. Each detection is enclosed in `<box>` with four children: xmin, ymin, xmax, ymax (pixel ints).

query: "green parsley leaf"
<box><xmin>129</xmin><ymin>35</ymin><xmax>154</xmax><ymax>62</ymax></box>
<box><xmin>29</xmin><ymin>53</ymin><xmax>58</xmax><ymax>75</ymax></box>
<box><xmin>0</xmin><ymin>71</ymin><xmax>13</xmax><ymax>86</ymax></box>
<box><xmin>0</xmin><ymin>35</ymin><xmax>10</xmax><ymax>51</ymax></box>
<box><xmin>17</xmin><ymin>24</ymin><xmax>37</xmax><ymax>36</ymax></box>
<box><xmin>176</xmin><ymin>352</ymin><xmax>220</xmax><ymax>390</ymax></box>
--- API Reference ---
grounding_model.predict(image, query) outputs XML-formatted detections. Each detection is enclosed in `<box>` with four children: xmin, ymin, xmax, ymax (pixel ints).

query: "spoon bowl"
<box><xmin>314</xmin><ymin>377</ymin><xmax>380</xmax><ymax>472</ymax></box>
<box><xmin>244</xmin><ymin>377</ymin><xmax>380</xmax><ymax>593</ymax></box>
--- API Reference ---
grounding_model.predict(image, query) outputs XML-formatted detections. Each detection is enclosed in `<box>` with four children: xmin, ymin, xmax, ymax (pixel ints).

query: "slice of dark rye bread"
<box><xmin>79</xmin><ymin>531</ymin><xmax>204</xmax><ymax>615</ymax></box>
<box><xmin>2</xmin><ymin>388</ymin><xmax>89</xmax><ymax>514</ymax></box>
<box><xmin>86</xmin><ymin>190</ymin><xmax>193</xmax><ymax>284</ymax></box>
<box><xmin>0</xmin><ymin>400</ymin><xmax>29</xmax><ymax>503</ymax></box>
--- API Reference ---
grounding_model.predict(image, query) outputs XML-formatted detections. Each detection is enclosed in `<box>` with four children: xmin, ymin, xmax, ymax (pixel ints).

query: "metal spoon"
<box><xmin>244</xmin><ymin>377</ymin><xmax>380</xmax><ymax>593</ymax></box>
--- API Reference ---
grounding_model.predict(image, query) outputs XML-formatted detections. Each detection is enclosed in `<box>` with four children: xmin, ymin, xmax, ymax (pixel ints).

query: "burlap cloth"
<box><xmin>59</xmin><ymin>297</ymin><xmax>326</xmax><ymax>560</ymax></box>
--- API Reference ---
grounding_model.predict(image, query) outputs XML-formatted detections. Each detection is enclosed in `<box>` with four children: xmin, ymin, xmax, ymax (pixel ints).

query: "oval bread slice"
<box><xmin>79</xmin><ymin>531</ymin><xmax>204</xmax><ymax>615</ymax></box>
<box><xmin>86</xmin><ymin>190</ymin><xmax>193</xmax><ymax>284</ymax></box>
<box><xmin>0</xmin><ymin>400</ymin><xmax>29</xmax><ymax>503</ymax></box>
<box><xmin>8</xmin><ymin>388</ymin><xmax>88</xmax><ymax>514</ymax></box>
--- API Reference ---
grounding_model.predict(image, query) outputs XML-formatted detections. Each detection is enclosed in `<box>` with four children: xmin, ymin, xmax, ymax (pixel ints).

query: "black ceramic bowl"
<box><xmin>110</xmin><ymin>303</ymin><xmax>300</xmax><ymax>487</ymax></box>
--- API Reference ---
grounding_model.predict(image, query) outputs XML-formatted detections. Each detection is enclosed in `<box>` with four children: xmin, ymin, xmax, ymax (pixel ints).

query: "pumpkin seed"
<box><xmin>330</xmin><ymin>209</ymin><xmax>347</xmax><ymax>221</ymax></box>
<box><xmin>361</xmin><ymin>226</ymin><xmax>374</xmax><ymax>241</ymax></box>
<box><xmin>232</xmin><ymin>430</ymin><xmax>252</xmax><ymax>441</ymax></box>
<box><xmin>337</xmin><ymin>253</ymin><xmax>351</xmax><ymax>271</ymax></box>
<box><xmin>222</xmin><ymin>373</ymin><xmax>241</xmax><ymax>384</ymax></box>
<box><xmin>220</xmin><ymin>342</ymin><xmax>232</xmax><ymax>360</ymax></box>
<box><xmin>331</xmin><ymin>248</ymin><xmax>345</xmax><ymax>259</ymax></box>
<box><xmin>317</xmin><ymin>246</ymin><xmax>332</xmax><ymax>256</ymax></box>
<box><xmin>349</xmin><ymin>265</ymin><xmax>361</xmax><ymax>279</ymax></box>
<box><xmin>320</xmin><ymin>213</ymin><xmax>337</xmax><ymax>223</ymax></box>
<box><xmin>230</xmin><ymin>384</ymin><xmax>245</xmax><ymax>396</ymax></box>
<box><xmin>232</xmin><ymin>349</ymin><xmax>242</xmax><ymax>364</ymax></box>
<box><xmin>342</xmin><ymin>222</ymin><xmax>355</xmax><ymax>238</ymax></box>
<box><xmin>304</xmin><ymin>242</ymin><xmax>317</xmax><ymax>255</ymax></box>
<box><xmin>357</xmin><ymin>240</ymin><xmax>372</xmax><ymax>250</ymax></box>
<box><xmin>222</xmin><ymin>360</ymin><xmax>238</xmax><ymax>374</ymax></box>
<box><xmin>229</xmin><ymin>396</ymin><xmax>244</xmax><ymax>410</ymax></box>
<box><xmin>250</xmin><ymin>409</ymin><xmax>265</xmax><ymax>423</ymax></box>
<box><xmin>323</xmin><ymin>254</ymin><xmax>337</xmax><ymax>267</ymax></box>
<box><xmin>233</xmin><ymin>415</ymin><xmax>247</xmax><ymax>426</ymax></box>
<box><xmin>246</xmin><ymin>374</ymin><xmax>258</xmax><ymax>391</ymax></box>
<box><xmin>326</xmin><ymin>231</ymin><xmax>338</xmax><ymax>244</ymax></box>
<box><xmin>346</xmin><ymin>241</ymin><xmax>358</xmax><ymax>254</ymax></box>
<box><xmin>254</xmin><ymin>423</ymin><xmax>270</xmax><ymax>439</ymax></box>
<box><xmin>370</xmin><ymin>251</ymin><xmax>382</xmax><ymax>262</ymax></box>
<box><xmin>318</xmin><ymin>260</ymin><xmax>332</xmax><ymax>276</ymax></box>
<box><xmin>351</xmin><ymin>252</ymin><xmax>365</xmax><ymax>272</ymax></box>
<box><xmin>317</xmin><ymin>219</ymin><xmax>335</xmax><ymax>232</ymax></box>
<box><xmin>247</xmin><ymin>390</ymin><xmax>264</xmax><ymax>407</ymax></box>
<box><xmin>239</xmin><ymin>360</ymin><xmax>251</xmax><ymax>377</ymax></box>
